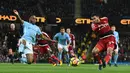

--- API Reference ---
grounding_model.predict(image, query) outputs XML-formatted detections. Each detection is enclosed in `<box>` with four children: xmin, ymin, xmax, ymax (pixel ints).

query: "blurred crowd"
<box><xmin>81</xmin><ymin>0</ymin><xmax>129</xmax><ymax>17</ymax></box>
<box><xmin>0</xmin><ymin>0</ymin><xmax>129</xmax><ymax>18</ymax></box>
<box><xmin>0</xmin><ymin>0</ymin><xmax>75</xmax><ymax>19</ymax></box>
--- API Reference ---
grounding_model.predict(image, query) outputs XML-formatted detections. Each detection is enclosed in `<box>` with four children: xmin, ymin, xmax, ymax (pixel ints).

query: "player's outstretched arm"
<box><xmin>13</xmin><ymin>10</ymin><xmax>24</xmax><ymax>24</ymax></box>
<box><xmin>40</xmin><ymin>34</ymin><xmax>56</xmax><ymax>43</ymax></box>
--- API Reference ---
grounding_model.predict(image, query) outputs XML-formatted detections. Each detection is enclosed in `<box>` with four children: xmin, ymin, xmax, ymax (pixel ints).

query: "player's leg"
<box><xmin>57</xmin><ymin>43</ymin><xmax>63</xmax><ymax>65</ymax></box>
<box><xmin>33</xmin><ymin>52</ymin><xmax>38</xmax><ymax>64</ymax></box>
<box><xmin>113</xmin><ymin>44</ymin><xmax>119</xmax><ymax>67</ymax></box>
<box><xmin>92</xmin><ymin>46</ymin><xmax>103</xmax><ymax>64</ymax></box>
<box><xmin>26</xmin><ymin>54</ymin><xmax>33</xmax><ymax>64</ymax></box>
<box><xmin>92</xmin><ymin>47</ymin><xmax>102</xmax><ymax>70</ymax></box>
<box><xmin>20</xmin><ymin>54</ymin><xmax>27</xmax><ymax>64</ymax></box>
<box><xmin>42</xmin><ymin>44</ymin><xmax>60</xmax><ymax>66</ymax></box>
<box><xmin>104</xmin><ymin>46</ymin><xmax>113</xmax><ymax>65</ymax></box>
<box><xmin>18</xmin><ymin>38</ymin><xmax>25</xmax><ymax>54</ymax></box>
<box><xmin>108</xmin><ymin>57</ymin><xmax>112</xmax><ymax>67</ymax></box>
<box><xmin>22</xmin><ymin>39</ymin><xmax>33</xmax><ymax>64</ymax></box>
<box><xmin>18</xmin><ymin>43</ymin><xmax>24</xmax><ymax>60</ymax></box>
<box><xmin>92</xmin><ymin>40</ymin><xmax>104</xmax><ymax>70</ymax></box>
<box><xmin>45</xmin><ymin>45</ymin><xmax>52</xmax><ymax>57</ymax></box>
<box><xmin>33</xmin><ymin>45</ymin><xmax>40</xmax><ymax>64</ymax></box>
<box><xmin>47</xmin><ymin>46</ymin><xmax>60</xmax><ymax>64</ymax></box>
<box><xmin>18</xmin><ymin>39</ymin><xmax>27</xmax><ymax>64</ymax></box>
<box><xmin>64</xmin><ymin>45</ymin><xmax>70</xmax><ymax>66</ymax></box>
<box><xmin>104</xmin><ymin>39</ymin><xmax>115</xmax><ymax>66</ymax></box>
<box><xmin>68</xmin><ymin>45</ymin><xmax>75</xmax><ymax>57</ymax></box>
<box><xmin>49</xmin><ymin>54</ymin><xmax>61</xmax><ymax>66</ymax></box>
<box><xmin>48</xmin><ymin>56</ymin><xmax>59</xmax><ymax>66</ymax></box>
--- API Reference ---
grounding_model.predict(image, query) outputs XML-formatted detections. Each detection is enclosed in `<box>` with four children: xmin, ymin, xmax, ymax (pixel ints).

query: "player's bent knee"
<box><xmin>107</xmin><ymin>48</ymin><xmax>113</xmax><ymax>55</ymax></box>
<box><xmin>58</xmin><ymin>48</ymin><xmax>62</xmax><ymax>52</ymax></box>
<box><xmin>26</xmin><ymin>54</ymin><xmax>33</xmax><ymax>64</ymax></box>
<box><xmin>92</xmin><ymin>47</ymin><xmax>99</xmax><ymax>54</ymax></box>
<box><xmin>114</xmin><ymin>50</ymin><xmax>118</xmax><ymax>54</ymax></box>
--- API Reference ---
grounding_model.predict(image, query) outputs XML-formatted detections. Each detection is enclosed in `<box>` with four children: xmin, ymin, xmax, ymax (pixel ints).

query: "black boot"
<box><xmin>114</xmin><ymin>64</ymin><xmax>118</xmax><ymax>67</ymax></box>
<box><xmin>99</xmin><ymin>64</ymin><xmax>102</xmax><ymax>70</ymax></box>
<box><xmin>9</xmin><ymin>54</ymin><xmax>14</xmax><ymax>64</ymax></box>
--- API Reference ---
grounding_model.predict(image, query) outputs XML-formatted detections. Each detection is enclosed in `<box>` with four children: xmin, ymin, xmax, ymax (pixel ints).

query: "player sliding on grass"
<box><xmin>33</xmin><ymin>32</ymin><xmax>61</xmax><ymax>66</ymax></box>
<box><xmin>91</xmin><ymin>13</ymin><xmax>116</xmax><ymax>70</ymax></box>
<box><xmin>13</xmin><ymin>10</ymin><xmax>55</xmax><ymax>64</ymax></box>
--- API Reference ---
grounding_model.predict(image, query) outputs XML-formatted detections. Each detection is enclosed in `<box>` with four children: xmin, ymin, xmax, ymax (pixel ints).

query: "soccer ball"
<box><xmin>70</xmin><ymin>57</ymin><xmax>80</xmax><ymax>66</ymax></box>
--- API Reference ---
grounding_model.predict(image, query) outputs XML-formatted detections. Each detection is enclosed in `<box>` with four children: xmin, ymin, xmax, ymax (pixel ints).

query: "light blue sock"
<box><xmin>109</xmin><ymin>57</ymin><xmax>112</xmax><ymax>64</ymax></box>
<box><xmin>114</xmin><ymin>54</ymin><xmax>118</xmax><ymax>64</ymax></box>
<box><xmin>66</xmin><ymin>53</ymin><xmax>70</xmax><ymax>64</ymax></box>
<box><xmin>58</xmin><ymin>52</ymin><xmax>62</xmax><ymax>61</ymax></box>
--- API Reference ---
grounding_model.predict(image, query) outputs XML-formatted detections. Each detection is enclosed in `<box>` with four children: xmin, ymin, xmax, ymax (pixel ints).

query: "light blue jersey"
<box><xmin>22</xmin><ymin>21</ymin><xmax>42</xmax><ymax>44</ymax></box>
<box><xmin>53</xmin><ymin>32</ymin><xmax>71</xmax><ymax>45</ymax></box>
<box><xmin>113</xmin><ymin>31</ymin><xmax>119</xmax><ymax>43</ymax></box>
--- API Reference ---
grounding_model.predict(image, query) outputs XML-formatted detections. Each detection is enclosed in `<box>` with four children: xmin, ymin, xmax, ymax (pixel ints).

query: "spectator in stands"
<box><xmin>5</xmin><ymin>23</ymin><xmax>20</xmax><ymax>64</ymax></box>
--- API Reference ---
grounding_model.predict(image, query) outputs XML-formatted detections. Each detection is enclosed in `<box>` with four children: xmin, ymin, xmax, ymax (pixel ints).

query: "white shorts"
<box><xmin>58</xmin><ymin>43</ymin><xmax>68</xmax><ymax>52</ymax></box>
<box><xmin>18</xmin><ymin>38</ymin><xmax>33</xmax><ymax>54</ymax></box>
<box><xmin>114</xmin><ymin>43</ymin><xmax>119</xmax><ymax>52</ymax></box>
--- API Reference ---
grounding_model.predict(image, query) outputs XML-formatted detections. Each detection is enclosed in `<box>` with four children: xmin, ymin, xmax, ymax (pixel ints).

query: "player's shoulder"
<box><xmin>100</xmin><ymin>17</ymin><xmax>108</xmax><ymax>23</ymax></box>
<box><xmin>70</xmin><ymin>33</ymin><xmax>74</xmax><ymax>36</ymax></box>
<box><xmin>32</xmin><ymin>23</ymin><xmax>38</xmax><ymax>27</ymax></box>
<box><xmin>55</xmin><ymin>32</ymin><xmax>60</xmax><ymax>36</ymax></box>
<box><xmin>23</xmin><ymin>21</ymin><xmax>34</xmax><ymax>27</ymax></box>
<box><xmin>65</xmin><ymin>33</ymin><xmax>70</xmax><ymax>36</ymax></box>
<box><xmin>57</xmin><ymin>32</ymin><xmax>61</xmax><ymax>34</ymax></box>
<box><xmin>42</xmin><ymin>31</ymin><xmax>46</xmax><ymax>34</ymax></box>
<box><xmin>42</xmin><ymin>32</ymin><xmax>50</xmax><ymax>37</ymax></box>
<box><xmin>65</xmin><ymin>32</ymin><xmax>68</xmax><ymax>35</ymax></box>
<box><xmin>23</xmin><ymin>21</ymin><xmax>31</xmax><ymax>25</ymax></box>
<box><xmin>42</xmin><ymin>32</ymin><xmax>48</xmax><ymax>35</ymax></box>
<box><xmin>100</xmin><ymin>17</ymin><xmax>108</xmax><ymax>19</ymax></box>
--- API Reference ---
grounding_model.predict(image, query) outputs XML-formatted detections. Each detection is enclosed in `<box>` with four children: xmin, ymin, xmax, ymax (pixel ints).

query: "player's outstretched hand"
<box><xmin>13</xmin><ymin>10</ymin><xmax>19</xmax><ymax>15</ymax></box>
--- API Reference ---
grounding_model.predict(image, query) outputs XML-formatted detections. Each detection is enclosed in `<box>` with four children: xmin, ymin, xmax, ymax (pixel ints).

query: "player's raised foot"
<box><xmin>59</xmin><ymin>60</ymin><xmax>62</xmax><ymax>66</ymax></box>
<box><xmin>114</xmin><ymin>64</ymin><xmax>118</xmax><ymax>67</ymax></box>
<box><xmin>52</xmin><ymin>63</ymin><xmax>57</xmax><ymax>66</ymax></box>
<box><xmin>98</xmin><ymin>64</ymin><xmax>102</xmax><ymax>70</ymax></box>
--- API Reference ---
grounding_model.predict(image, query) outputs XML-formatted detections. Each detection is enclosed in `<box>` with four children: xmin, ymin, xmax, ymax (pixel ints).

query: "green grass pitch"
<box><xmin>0</xmin><ymin>63</ymin><xmax>130</xmax><ymax>73</ymax></box>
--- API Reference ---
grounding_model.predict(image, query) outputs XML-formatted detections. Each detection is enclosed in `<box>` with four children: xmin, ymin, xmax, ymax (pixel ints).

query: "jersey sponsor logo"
<box><xmin>108</xmin><ymin>41</ymin><xmax>114</xmax><ymax>45</ymax></box>
<box><xmin>98</xmin><ymin>23</ymin><xmax>109</xmax><ymax>30</ymax></box>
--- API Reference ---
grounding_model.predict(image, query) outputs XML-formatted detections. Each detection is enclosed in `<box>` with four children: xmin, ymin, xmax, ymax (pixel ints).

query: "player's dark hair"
<box><xmin>60</xmin><ymin>27</ymin><xmax>65</xmax><ymax>30</ymax></box>
<box><xmin>91</xmin><ymin>13</ymin><xmax>101</xmax><ymax>18</ymax></box>
<box><xmin>66</xmin><ymin>28</ymin><xmax>70</xmax><ymax>29</ymax></box>
<box><xmin>111</xmin><ymin>25</ymin><xmax>116</xmax><ymax>27</ymax></box>
<box><xmin>30</xmin><ymin>15</ymin><xmax>36</xmax><ymax>18</ymax></box>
